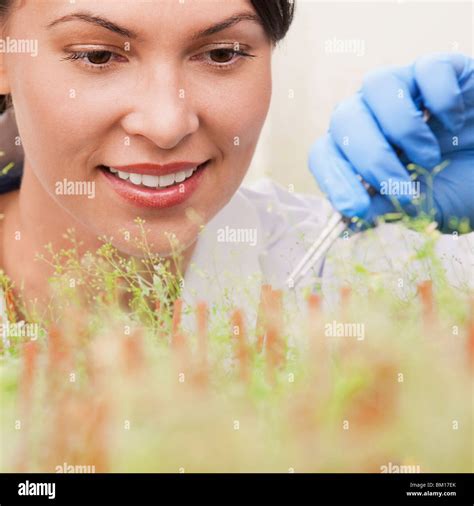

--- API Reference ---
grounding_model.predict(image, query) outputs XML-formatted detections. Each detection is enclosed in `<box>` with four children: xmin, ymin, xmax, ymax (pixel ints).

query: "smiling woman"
<box><xmin>0</xmin><ymin>0</ymin><xmax>473</xmax><ymax>488</ymax></box>
<box><xmin>0</xmin><ymin>0</ymin><xmax>296</xmax><ymax>313</ymax></box>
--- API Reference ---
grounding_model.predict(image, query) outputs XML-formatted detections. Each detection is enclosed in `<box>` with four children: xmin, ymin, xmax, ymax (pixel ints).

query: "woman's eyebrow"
<box><xmin>45</xmin><ymin>10</ymin><xmax>262</xmax><ymax>41</ymax></box>
<box><xmin>46</xmin><ymin>11</ymin><xmax>137</xmax><ymax>39</ymax></box>
<box><xmin>190</xmin><ymin>12</ymin><xmax>263</xmax><ymax>40</ymax></box>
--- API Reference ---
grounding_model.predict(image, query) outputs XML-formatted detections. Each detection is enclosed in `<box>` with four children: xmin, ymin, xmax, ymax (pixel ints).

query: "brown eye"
<box><xmin>87</xmin><ymin>51</ymin><xmax>113</xmax><ymax>65</ymax></box>
<box><xmin>209</xmin><ymin>49</ymin><xmax>235</xmax><ymax>64</ymax></box>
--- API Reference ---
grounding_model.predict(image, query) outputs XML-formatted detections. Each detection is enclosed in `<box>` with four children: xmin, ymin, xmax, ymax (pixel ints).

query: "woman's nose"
<box><xmin>121</xmin><ymin>69</ymin><xmax>199</xmax><ymax>150</ymax></box>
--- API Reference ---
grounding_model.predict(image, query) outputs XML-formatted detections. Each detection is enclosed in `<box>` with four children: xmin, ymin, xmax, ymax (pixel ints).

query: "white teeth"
<box><xmin>107</xmin><ymin>164</ymin><xmax>201</xmax><ymax>188</ymax></box>
<box><xmin>159</xmin><ymin>173</ymin><xmax>177</xmax><ymax>187</ymax></box>
<box><xmin>141</xmin><ymin>174</ymin><xmax>160</xmax><ymax>188</ymax></box>
<box><xmin>129</xmin><ymin>173</ymin><xmax>142</xmax><ymax>185</ymax></box>
<box><xmin>174</xmin><ymin>170</ymin><xmax>186</xmax><ymax>183</ymax></box>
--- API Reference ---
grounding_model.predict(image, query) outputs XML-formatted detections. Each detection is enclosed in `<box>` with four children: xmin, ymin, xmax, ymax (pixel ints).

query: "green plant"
<box><xmin>0</xmin><ymin>217</ymin><xmax>472</xmax><ymax>473</ymax></box>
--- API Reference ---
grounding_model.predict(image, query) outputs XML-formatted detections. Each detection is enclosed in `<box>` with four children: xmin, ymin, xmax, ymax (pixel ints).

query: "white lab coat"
<box><xmin>179</xmin><ymin>177</ymin><xmax>474</xmax><ymax>334</ymax></box>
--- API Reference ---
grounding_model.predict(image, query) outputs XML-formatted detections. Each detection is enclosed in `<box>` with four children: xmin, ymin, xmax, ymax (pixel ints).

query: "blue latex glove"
<box><xmin>308</xmin><ymin>53</ymin><xmax>474</xmax><ymax>233</ymax></box>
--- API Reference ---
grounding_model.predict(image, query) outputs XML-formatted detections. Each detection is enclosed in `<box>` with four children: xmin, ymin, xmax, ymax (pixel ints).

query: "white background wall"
<box><xmin>244</xmin><ymin>0</ymin><xmax>474</xmax><ymax>194</ymax></box>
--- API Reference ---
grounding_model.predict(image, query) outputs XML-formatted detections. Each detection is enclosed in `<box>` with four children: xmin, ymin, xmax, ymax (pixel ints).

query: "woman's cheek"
<box><xmin>11</xmin><ymin>62</ymin><xmax>81</xmax><ymax>169</ymax></box>
<box><xmin>217</xmin><ymin>77</ymin><xmax>271</xmax><ymax>170</ymax></box>
<box><xmin>195</xmin><ymin>97</ymin><xmax>270</xmax><ymax>224</ymax></box>
<box><xmin>13</xmin><ymin>64</ymin><xmax>116</xmax><ymax>190</ymax></box>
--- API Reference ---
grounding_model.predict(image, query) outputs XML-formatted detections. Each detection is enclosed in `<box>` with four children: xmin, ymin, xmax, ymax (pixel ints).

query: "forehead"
<box><xmin>16</xmin><ymin>0</ymin><xmax>265</xmax><ymax>44</ymax></box>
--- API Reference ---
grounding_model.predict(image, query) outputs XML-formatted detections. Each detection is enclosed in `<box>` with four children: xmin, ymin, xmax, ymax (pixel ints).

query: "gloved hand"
<box><xmin>308</xmin><ymin>52</ymin><xmax>474</xmax><ymax>233</ymax></box>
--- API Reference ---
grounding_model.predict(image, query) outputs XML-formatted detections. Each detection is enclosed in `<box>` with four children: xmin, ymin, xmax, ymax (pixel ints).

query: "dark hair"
<box><xmin>250</xmin><ymin>0</ymin><xmax>295</xmax><ymax>45</ymax></box>
<box><xmin>0</xmin><ymin>1</ymin><xmax>295</xmax><ymax>40</ymax></box>
<box><xmin>0</xmin><ymin>0</ymin><xmax>295</xmax><ymax>113</ymax></box>
<box><xmin>0</xmin><ymin>0</ymin><xmax>13</xmax><ymax>19</ymax></box>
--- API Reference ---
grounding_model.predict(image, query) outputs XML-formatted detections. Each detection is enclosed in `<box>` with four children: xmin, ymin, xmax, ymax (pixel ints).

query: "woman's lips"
<box><xmin>99</xmin><ymin>160</ymin><xmax>209</xmax><ymax>209</ymax></box>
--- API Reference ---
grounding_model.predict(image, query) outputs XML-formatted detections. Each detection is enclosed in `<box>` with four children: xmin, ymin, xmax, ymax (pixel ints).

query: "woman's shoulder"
<box><xmin>0</xmin><ymin>186</ymin><xmax>19</xmax><ymax>271</ymax></box>
<box><xmin>241</xmin><ymin>176</ymin><xmax>330</xmax><ymax>210</ymax></box>
<box><xmin>230</xmin><ymin>177</ymin><xmax>334</xmax><ymax>286</ymax></box>
<box><xmin>236</xmin><ymin>177</ymin><xmax>333</xmax><ymax>250</ymax></box>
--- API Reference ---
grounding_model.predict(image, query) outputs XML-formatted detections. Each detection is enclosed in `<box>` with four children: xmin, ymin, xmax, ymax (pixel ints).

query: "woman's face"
<box><xmin>0</xmin><ymin>0</ymin><xmax>272</xmax><ymax>257</ymax></box>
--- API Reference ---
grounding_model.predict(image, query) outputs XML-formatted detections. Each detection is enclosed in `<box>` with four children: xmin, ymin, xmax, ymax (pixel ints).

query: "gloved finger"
<box><xmin>414</xmin><ymin>53</ymin><xmax>467</xmax><ymax>134</ymax></box>
<box><xmin>308</xmin><ymin>133</ymin><xmax>370</xmax><ymax>218</ymax></box>
<box><xmin>427</xmin><ymin>152</ymin><xmax>474</xmax><ymax>231</ymax></box>
<box><xmin>329</xmin><ymin>94</ymin><xmax>414</xmax><ymax>204</ymax></box>
<box><xmin>361</xmin><ymin>67</ymin><xmax>442</xmax><ymax>169</ymax></box>
<box><xmin>353</xmin><ymin>193</ymin><xmax>411</xmax><ymax>231</ymax></box>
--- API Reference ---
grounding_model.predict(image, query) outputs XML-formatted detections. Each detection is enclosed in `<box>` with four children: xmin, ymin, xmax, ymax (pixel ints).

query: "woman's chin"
<box><xmin>106</xmin><ymin>233</ymin><xmax>196</xmax><ymax>262</ymax></box>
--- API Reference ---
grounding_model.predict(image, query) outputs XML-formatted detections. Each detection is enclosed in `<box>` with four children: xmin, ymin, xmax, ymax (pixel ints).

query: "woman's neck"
<box><xmin>0</xmin><ymin>162</ymin><xmax>196</xmax><ymax>315</ymax></box>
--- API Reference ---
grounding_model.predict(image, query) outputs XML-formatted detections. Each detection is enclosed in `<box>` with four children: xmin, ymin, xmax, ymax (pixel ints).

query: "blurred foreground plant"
<box><xmin>0</xmin><ymin>218</ymin><xmax>472</xmax><ymax>473</ymax></box>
